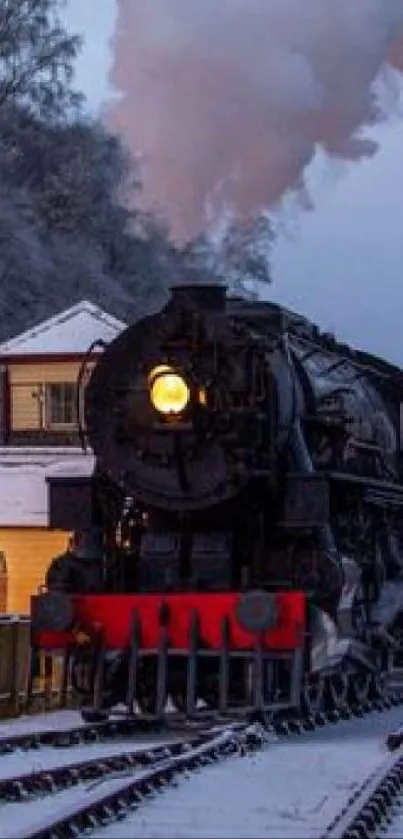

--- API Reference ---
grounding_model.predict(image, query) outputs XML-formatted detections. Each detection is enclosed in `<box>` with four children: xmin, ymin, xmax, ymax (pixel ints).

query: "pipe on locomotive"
<box><xmin>282</xmin><ymin>329</ymin><xmax>337</xmax><ymax>558</ymax></box>
<box><xmin>289</xmin><ymin>419</ymin><xmax>337</xmax><ymax>556</ymax></box>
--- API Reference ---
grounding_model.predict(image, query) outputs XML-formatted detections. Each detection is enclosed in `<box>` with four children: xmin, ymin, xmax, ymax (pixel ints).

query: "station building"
<box><xmin>0</xmin><ymin>302</ymin><xmax>126</xmax><ymax>613</ymax></box>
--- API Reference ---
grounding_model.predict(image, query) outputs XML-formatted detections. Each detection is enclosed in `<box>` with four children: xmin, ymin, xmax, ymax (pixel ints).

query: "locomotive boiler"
<box><xmin>32</xmin><ymin>284</ymin><xmax>403</xmax><ymax>721</ymax></box>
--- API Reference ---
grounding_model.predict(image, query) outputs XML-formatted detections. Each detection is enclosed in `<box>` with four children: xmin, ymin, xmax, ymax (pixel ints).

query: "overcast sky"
<box><xmin>63</xmin><ymin>0</ymin><xmax>403</xmax><ymax>365</ymax></box>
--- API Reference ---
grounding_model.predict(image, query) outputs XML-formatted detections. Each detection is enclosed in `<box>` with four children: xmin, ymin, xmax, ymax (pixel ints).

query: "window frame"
<box><xmin>44</xmin><ymin>382</ymin><xmax>77</xmax><ymax>428</ymax></box>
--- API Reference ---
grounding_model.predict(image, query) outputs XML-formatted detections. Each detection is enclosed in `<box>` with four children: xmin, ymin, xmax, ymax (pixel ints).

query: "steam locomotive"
<box><xmin>32</xmin><ymin>283</ymin><xmax>403</xmax><ymax>721</ymax></box>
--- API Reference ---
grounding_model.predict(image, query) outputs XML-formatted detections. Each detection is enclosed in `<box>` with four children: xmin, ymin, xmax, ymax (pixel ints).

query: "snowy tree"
<box><xmin>0</xmin><ymin>102</ymin><xmax>181</xmax><ymax>337</ymax></box>
<box><xmin>0</xmin><ymin>181</ymin><xmax>52</xmax><ymax>332</ymax></box>
<box><xmin>0</xmin><ymin>0</ymin><xmax>82</xmax><ymax>118</ymax></box>
<box><xmin>0</xmin><ymin>1</ymin><xmax>199</xmax><ymax>340</ymax></box>
<box><xmin>26</xmin><ymin>116</ymin><xmax>179</xmax><ymax>318</ymax></box>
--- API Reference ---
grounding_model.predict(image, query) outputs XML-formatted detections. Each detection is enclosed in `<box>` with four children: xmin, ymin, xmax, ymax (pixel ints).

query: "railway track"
<box><xmin>0</xmin><ymin>716</ymin><xmax>182</xmax><ymax>755</ymax></box>
<box><xmin>0</xmin><ymin>733</ymin><xmax>236</xmax><ymax>803</ymax></box>
<box><xmin>83</xmin><ymin>704</ymin><xmax>403</xmax><ymax>839</ymax></box>
<box><xmin>0</xmin><ymin>687</ymin><xmax>403</xmax><ymax>839</ymax></box>
<box><xmin>0</xmin><ymin>711</ymin><xmax>245</xmax><ymax>755</ymax></box>
<box><xmin>1</xmin><ymin>679</ymin><xmax>402</xmax><ymax>757</ymax></box>
<box><xmin>321</xmin><ymin>734</ymin><xmax>403</xmax><ymax>839</ymax></box>
<box><xmin>3</xmin><ymin>723</ymin><xmax>264</xmax><ymax>839</ymax></box>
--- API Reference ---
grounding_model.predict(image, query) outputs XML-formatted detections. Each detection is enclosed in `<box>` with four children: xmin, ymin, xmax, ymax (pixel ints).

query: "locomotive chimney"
<box><xmin>169</xmin><ymin>283</ymin><xmax>227</xmax><ymax>312</ymax></box>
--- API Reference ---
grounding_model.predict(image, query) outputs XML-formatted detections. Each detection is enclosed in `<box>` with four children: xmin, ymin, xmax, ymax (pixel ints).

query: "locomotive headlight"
<box><xmin>149</xmin><ymin>365</ymin><xmax>190</xmax><ymax>415</ymax></box>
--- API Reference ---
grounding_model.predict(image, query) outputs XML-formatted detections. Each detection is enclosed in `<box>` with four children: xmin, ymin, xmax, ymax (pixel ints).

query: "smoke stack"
<box><xmin>170</xmin><ymin>283</ymin><xmax>227</xmax><ymax>312</ymax></box>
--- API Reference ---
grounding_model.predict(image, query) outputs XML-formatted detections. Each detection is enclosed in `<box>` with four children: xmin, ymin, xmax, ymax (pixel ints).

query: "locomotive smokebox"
<box><xmin>84</xmin><ymin>276</ymin><xmax>275</xmax><ymax>510</ymax></box>
<box><xmin>169</xmin><ymin>283</ymin><xmax>227</xmax><ymax>313</ymax></box>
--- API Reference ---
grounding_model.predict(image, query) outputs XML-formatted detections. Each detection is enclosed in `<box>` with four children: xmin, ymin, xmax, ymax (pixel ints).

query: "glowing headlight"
<box><xmin>149</xmin><ymin>365</ymin><xmax>190</xmax><ymax>415</ymax></box>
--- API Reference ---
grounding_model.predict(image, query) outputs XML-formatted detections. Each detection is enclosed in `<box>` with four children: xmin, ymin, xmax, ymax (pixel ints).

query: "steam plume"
<box><xmin>107</xmin><ymin>1</ymin><xmax>403</xmax><ymax>243</ymax></box>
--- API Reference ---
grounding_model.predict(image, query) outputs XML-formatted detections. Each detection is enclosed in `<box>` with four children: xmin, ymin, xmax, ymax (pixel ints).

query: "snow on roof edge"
<box><xmin>0</xmin><ymin>300</ymin><xmax>127</xmax><ymax>355</ymax></box>
<box><xmin>0</xmin><ymin>456</ymin><xmax>95</xmax><ymax>526</ymax></box>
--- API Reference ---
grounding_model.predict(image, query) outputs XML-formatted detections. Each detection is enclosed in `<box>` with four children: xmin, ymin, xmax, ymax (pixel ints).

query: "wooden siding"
<box><xmin>0</xmin><ymin>528</ymin><xmax>68</xmax><ymax>614</ymax></box>
<box><xmin>9</xmin><ymin>360</ymin><xmax>85</xmax><ymax>385</ymax></box>
<box><xmin>0</xmin><ymin>366</ymin><xmax>9</xmax><ymax>445</ymax></box>
<box><xmin>12</xmin><ymin>384</ymin><xmax>40</xmax><ymax>430</ymax></box>
<box><xmin>0</xmin><ymin>551</ymin><xmax>6</xmax><ymax>613</ymax></box>
<box><xmin>8</xmin><ymin>360</ymin><xmax>95</xmax><ymax>433</ymax></box>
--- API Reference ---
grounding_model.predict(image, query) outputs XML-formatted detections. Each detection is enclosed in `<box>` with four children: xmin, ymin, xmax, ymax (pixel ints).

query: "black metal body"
<box><xmin>43</xmin><ymin>285</ymin><xmax>403</xmax><ymax>717</ymax></box>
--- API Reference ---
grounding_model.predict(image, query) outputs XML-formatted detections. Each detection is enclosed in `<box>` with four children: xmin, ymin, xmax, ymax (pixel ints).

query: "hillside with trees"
<box><xmin>0</xmin><ymin>0</ymin><xmax>267</xmax><ymax>341</ymax></box>
<box><xmin>0</xmin><ymin>0</ymin><xmax>188</xmax><ymax>340</ymax></box>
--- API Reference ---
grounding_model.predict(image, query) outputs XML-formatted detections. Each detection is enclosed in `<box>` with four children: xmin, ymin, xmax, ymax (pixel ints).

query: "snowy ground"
<box><xmin>0</xmin><ymin>709</ymin><xmax>85</xmax><ymax>739</ymax></box>
<box><xmin>0</xmin><ymin>739</ymin><xmax>186</xmax><ymax>839</ymax></box>
<box><xmin>95</xmin><ymin>708</ymin><xmax>403</xmax><ymax>839</ymax></box>
<box><xmin>1</xmin><ymin>707</ymin><xmax>403</xmax><ymax>839</ymax></box>
<box><xmin>0</xmin><ymin>732</ymin><xmax>184</xmax><ymax>784</ymax></box>
<box><xmin>0</xmin><ymin>710</ymin><xmax>187</xmax><ymax>839</ymax></box>
<box><xmin>0</xmin><ymin>708</ymin><xmax>187</xmax><ymax>789</ymax></box>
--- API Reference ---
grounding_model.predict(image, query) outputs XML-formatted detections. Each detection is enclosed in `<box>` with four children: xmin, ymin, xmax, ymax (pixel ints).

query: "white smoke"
<box><xmin>108</xmin><ymin>0</ymin><xmax>403</xmax><ymax>242</ymax></box>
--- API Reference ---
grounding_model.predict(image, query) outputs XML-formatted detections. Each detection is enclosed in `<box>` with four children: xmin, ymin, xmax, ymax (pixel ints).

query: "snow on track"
<box><xmin>0</xmin><ymin>732</ymin><xmax>184</xmax><ymax>783</ymax></box>
<box><xmin>0</xmin><ymin>728</ymin><xmax>239</xmax><ymax>839</ymax></box>
<box><xmin>2</xmin><ymin>706</ymin><xmax>403</xmax><ymax>839</ymax></box>
<box><xmin>0</xmin><ymin>709</ymin><xmax>84</xmax><ymax>739</ymax></box>
<box><xmin>381</xmin><ymin>802</ymin><xmax>403</xmax><ymax>838</ymax></box>
<box><xmin>1</xmin><ymin>779</ymin><xmax>135</xmax><ymax>839</ymax></box>
<box><xmin>93</xmin><ymin>707</ymin><xmax>403</xmax><ymax>839</ymax></box>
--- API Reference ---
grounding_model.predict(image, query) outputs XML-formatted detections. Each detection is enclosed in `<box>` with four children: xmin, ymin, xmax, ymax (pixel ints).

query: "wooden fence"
<box><xmin>0</xmin><ymin>615</ymin><xmax>74</xmax><ymax>718</ymax></box>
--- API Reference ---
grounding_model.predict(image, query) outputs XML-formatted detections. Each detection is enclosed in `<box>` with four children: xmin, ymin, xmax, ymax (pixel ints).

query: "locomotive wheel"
<box><xmin>197</xmin><ymin>660</ymin><xmax>246</xmax><ymax>710</ymax></box>
<box><xmin>81</xmin><ymin>707</ymin><xmax>110</xmax><ymax>724</ymax></box>
<box><xmin>349</xmin><ymin>672</ymin><xmax>371</xmax><ymax>704</ymax></box>
<box><xmin>391</xmin><ymin>624</ymin><xmax>403</xmax><ymax>669</ymax></box>
<box><xmin>103</xmin><ymin>652</ymin><xmax>129</xmax><ymax>709</ymax></box>
<box><xmin>71</xmin><ymin>653</ymin><xmax>95</xmax><ymax>697</ymax></box>
<box><xmin>136</xmin><ymin>660</ymin><xmax>159</xmax><ymax>715</ymax></box>
<box><xmin>368</xmin><ymin>668</ymin><xmax>388</xmax><ymax>700</ymax></box>
<box><xmin>168</xmin><ymin>662</ymin><xmax>188</xmax><ymax>713</ymax></box>
<box><xmin>301</xmin><ymin>674</ymin><xmax>325</xmax><ymax>715</ymax></box>
<box><xmin>72</xmin><ymin>651</ymin><xmax>123</xmax><ymax>712</ymax></box>
<box><xmin>364</xmin><ymin>649</ymin><xmax>387</xmax><ymax>700</ymax></box>
<box><xmin>198</xmin><ymin>664</ymin><xmax>220</xmax><ymax>709</ymax></box>
<box><xmin>168</xmin><ymin>658</ymin><xmax>221</xmax><ymax>712</ymax></box>
<box><xmin>326</xmin><ymin>673</ymin><xmax>349</xmax><ymax>711</ymax></box>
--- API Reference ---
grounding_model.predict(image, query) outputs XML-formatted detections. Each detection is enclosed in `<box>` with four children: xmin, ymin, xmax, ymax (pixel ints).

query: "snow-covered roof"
<box><xmin>0</xmin><ymin>455</ymin><xmax>95</xmax><ymax>526</ymax></box>
<box><xmin>0</xmin><ymin>301</ymin><xmax>126</xmax><ymax>357</ymax></box>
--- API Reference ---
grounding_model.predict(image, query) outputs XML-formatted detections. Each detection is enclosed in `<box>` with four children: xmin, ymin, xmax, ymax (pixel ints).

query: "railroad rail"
<box><xmin>0</xmin><ymin>719</ymin><xmax>124</xmax><ymax>755</ymax></box>
<box><xmin>1</xmin><ymin>685</ymin><xmax>402</xmax><ymax>757</ymax></box>
<box><xmin>321</xmin><ymin>732</ymin><xmax>403</xmax><ymax>838</ymax></box>
<box><xmin>8</xmin><ymin>723</ymin><xmax>266</xmax><ymax>839</ymax></box>
<box><xmin>2</xmin><ymin>698</ymin><xmax>403</xmax><ymax>839</ymax></box>
<box><xmin>0</xmin><ymin>729</ymin><xmax>243</xmax><ymax>803</ymax></box>
<box><xmin>0</xmin><ymin>712</ymin><xmax>246</xmax><ymax>755</ymax></box>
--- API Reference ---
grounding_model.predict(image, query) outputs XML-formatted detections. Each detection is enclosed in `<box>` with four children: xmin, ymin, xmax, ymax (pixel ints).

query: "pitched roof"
<box><xmin>0</xmin><ymin>300</ymin><xmax>127</xmax><ymax>356</ymax></box>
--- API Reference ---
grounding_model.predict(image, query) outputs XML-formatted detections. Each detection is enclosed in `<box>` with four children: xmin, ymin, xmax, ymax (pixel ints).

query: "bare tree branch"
<box><xmin>0</xmin><ymin>0</ymin><xmax>83</xmax><ymax>118</ymax></box>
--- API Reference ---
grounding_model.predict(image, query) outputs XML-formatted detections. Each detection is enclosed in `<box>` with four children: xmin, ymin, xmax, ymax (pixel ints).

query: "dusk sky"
<box><xmin>63</xmin><ymin>1</ymin><xmax>403</xmax><ymax>365</ymax></box>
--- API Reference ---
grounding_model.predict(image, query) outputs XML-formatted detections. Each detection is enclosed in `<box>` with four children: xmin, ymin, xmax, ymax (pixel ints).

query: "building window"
<box><xmin>45</xmin><ymin>383</ymin><xmax>76</xmax><ymax>426</ymax></box>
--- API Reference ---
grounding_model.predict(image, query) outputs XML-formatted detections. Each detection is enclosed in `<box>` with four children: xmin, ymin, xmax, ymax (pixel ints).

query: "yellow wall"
<box><xmin>11</xmin><ymin>384</ymin><xmax>41</xmax><ymax>431</ymax></box>
<box><xmin>8</xmin><ymin>360</ymin><xmax>95</xmax><ymax>430</ymax></box>
<box><xmin>0</xmin><ymin>528</ymin><xmax>69</xmax><ymax>614</ymax></box>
